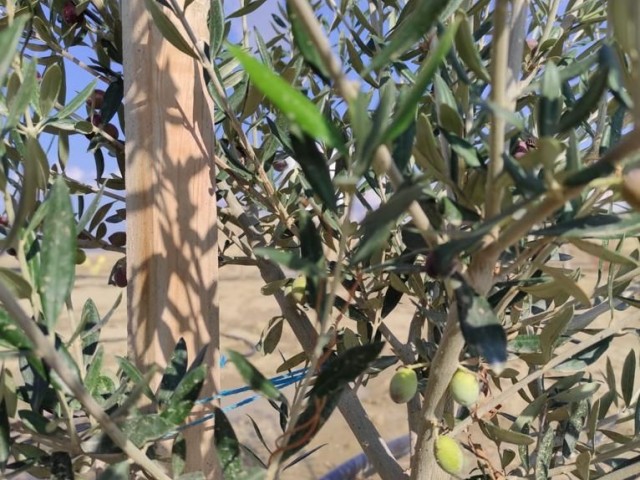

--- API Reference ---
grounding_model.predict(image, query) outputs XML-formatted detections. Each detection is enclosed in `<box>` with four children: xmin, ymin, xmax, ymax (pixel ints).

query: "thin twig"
<box><xmin>485</xmin><ymin>0</ymin><xmax>510</xmax><ymax>219</ymax></box>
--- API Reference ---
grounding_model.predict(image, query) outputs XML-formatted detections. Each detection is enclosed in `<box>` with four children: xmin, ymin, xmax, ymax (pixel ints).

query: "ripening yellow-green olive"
<box><xmin>289</xmin><ymin>275</ymin><xmax>307</xmax><ymax>304</ymax></box>
<box><xmin>434</xmin><ymin>435</ymin><xmax>465</xmax><ymax>476</ymax></box>
<box><xmin>389</xmin><ymin>367</ymin><xmax>418</xmax><ymax>403</ymax></box>
<box><xmin>450</xmin><ymin>367</ymin><xmax>480</xmax><ymax>407</ymax></box>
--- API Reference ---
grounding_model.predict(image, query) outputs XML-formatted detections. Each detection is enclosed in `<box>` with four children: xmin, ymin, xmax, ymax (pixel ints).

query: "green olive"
<box><xmin>450</xmin><ymin>367</ymin><xmax>480</xmax><ymax>407</ymax></box>
<box><xmin>434</xmin><ymin>435</ymin><xmax>465</xmax><ymax>476</ymax></box>
<box><xmin>389</xmin><ymin>367</ymin><xmax>418</xmax><ymax>403</ymax></box>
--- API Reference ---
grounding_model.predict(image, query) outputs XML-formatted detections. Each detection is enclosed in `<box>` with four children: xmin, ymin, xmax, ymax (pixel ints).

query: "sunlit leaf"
<box><xmin>229</xmin><ymin>44</ymin><xmax>345</xmax><ymax>151</ymax></box>
<box><xmin>39</xmin><ymin>178</ymin><xmax>76</xmax><ymax>329</ymax></box>
<box><xmin>144</xmin><ymin>0</ymin><xmax>197</xmax><ymax>58</ymax></box>
<box><xmin>366</xmin><ymin>0</ymin><xmax>450</xmax><ymax>72</ymax></box>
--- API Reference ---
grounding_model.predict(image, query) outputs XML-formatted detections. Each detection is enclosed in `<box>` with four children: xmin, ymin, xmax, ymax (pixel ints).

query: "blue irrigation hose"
<box><xmin>319</xmin><ymin>434</ymin><xmax>412</xmax><ymax>480</ymax></box>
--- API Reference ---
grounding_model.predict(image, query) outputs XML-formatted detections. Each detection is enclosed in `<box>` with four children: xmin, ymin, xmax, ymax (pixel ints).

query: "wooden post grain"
<box><xmin>122</xmin><ymin>1</ymin><xmax>220</xmax><ymax>476</ymax></box>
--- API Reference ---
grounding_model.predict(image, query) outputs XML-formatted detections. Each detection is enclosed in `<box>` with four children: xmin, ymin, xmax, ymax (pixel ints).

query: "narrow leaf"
<box><xmin>160</xmin><ymin>365</ymin><xmax>206</xmax><ymax>425</ymax></box>
<box><xmin>143</xmin><ymin>0</ymin><xmax>197</xmax><ymax>58</ymax></box>
<box><xmin>209</xmin><ymin>0</ymin><xmax>225</xmax><ymax>57</ymax></box>
<box><xmin>381</xmin><ymin>17</ymin><xmax>460</xmax><ymax>143</ymax></box>
<box><xmin>622</xmin><ymin>350</ymin><xmax>636</xmax><ymax>407</ymax></box>
<box><xmin>39</xmin><ymin>64</ymin><xmax>62</xmax><ymax>118</ymax></box>
<box><xmin>157</xmin><ymin>338</ymin><xmax>189</xmax><ymax>408</ymax></box>
<box><xmin>227</xmin><ymin>350</ymin><xmax>283</xmax><ymax>402</ymax></box>
<box><xmin>366</xmin><ymin>0</ymin><xmax>450</xmax><ymax>72</ymax></box>
<box><xmin>39</xmin><ymin>178</ymin><xmax>76</xmax><ymax>329</ymax></box>
<box><xmin>228</xmin><ymin>44</ymin><xmax>344</xmax><ymax>151</ymax></box>
<box><xmin>287</xmin><ymin>0</ymin><xmax>329</xmax><ymax>81</ymax></box>
<box><xmin>454</xmin><ymin>277</ymin><xmax>507</xmax><ymax>371</ymax></box>
<box><xmin>0</xmin><ymin>16</ymin><xmax>28</xmax><ymax>84</ymax></box>
<box><xmin>290</xmin><ymin>133</ymin><xmax>337</xmax><ymax>211</ymax></box>
<box><xmin>214</xmin><ymin>408</ymin><xmax>243</xmax><ymax>478</ymax></box>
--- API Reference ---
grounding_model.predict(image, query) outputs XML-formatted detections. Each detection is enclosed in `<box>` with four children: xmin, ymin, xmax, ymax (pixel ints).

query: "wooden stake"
<box><xmin>122</xmin><ymin>1</ymin><xmax>220</xmax><ymax>476</ymax></box>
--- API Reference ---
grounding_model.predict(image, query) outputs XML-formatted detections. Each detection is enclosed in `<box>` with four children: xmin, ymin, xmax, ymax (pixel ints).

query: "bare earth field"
<box><xmin>5</xmin><ymin>247</ymin><xmax>640</xmax><ymax>479</ymax></box>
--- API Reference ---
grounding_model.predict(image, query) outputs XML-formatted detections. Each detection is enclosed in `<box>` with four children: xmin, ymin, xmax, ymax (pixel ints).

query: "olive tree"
<box><xmin>2</xmin><ymin>0</ymin><xmax>640</xmax><ymax>479</ymax></box>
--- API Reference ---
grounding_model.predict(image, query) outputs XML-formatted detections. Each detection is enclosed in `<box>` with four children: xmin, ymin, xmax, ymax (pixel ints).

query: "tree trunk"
<box><xmin>122</xmin><ymin>1</ymin><xmax>220</xmax><ymax>477</ymax></box>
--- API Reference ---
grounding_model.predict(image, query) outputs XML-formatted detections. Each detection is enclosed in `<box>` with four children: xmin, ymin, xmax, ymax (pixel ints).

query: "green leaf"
<box><xmin>283</xmin><ymin>342</ymin><xmax>384</xmax><ymax>459</ymax></box>
<box><xmin>366</xmin><ymin>0</ymin><xmax>450</xmax><ymax>73</ymax></box>
<box><xmin>55</xmin><ymin>81</ymin><xmax>97</xmax><ymax>120</ymax></box>
<box><xmin>442</xmin><ymin>130</ymin><xmax>481</xmax><ymax>167</ymax></box>
<box><xmin>540</xmin><ymin>266</ymin><xmax>590</xmax><ymax>307</ymax></box>
<box><xmin>5</xmin><ymin>60</ymin><xmax>37</xmax><ymax>131</ymax></box>
<box><xmin>78</xmin><ymin>299</ymin><xmax>101</xmax><ymax>365</ymax></box>
<box><xmin>39</xmin><ymin>64</ymin><xmax>62</xmax><ymax>118</ymax></box>
<box><xmin>535</xmin><ymin>426</ymin><xmax>555</xmax><ymax>480</ymax></box>
<box><xmin>143</xmin><ymin>0</ymin><xmax>198</xmax><ymax>58</ymax></box>
<box><xmin>228</xmin><ymin>44</ymin><xmax>344</xmax><ymax>151</ymax></box>
<box><xmin>254</xmin><ymin>248</ymin><xmax>322</xmax><ymax>276</ymax></box>
<box><xmin>556</xmin><ymin>53</ymin><xmax>608</xmax><ymax>134</ymax></box>
<box><xmin>214</xmin><ymin>408</ymin><xmax>243</xmax><ymax>478</ymax></box>
<box><xmin>0</xmin><ymin>268</ymin><xmax>32</xmax><ymax>300</ymax></box>
<box><xmin>392</xmin><ymin>120</ymin><xmax>416</xmax><ymax>173</ymax></box>
<box><xmin>290</xmin><ymin>132</ymin><xmax>337</xmax><ymax>211</ymax></box>
<box><xmin>454</xmin><ymin>11</ymin><xmax>490</xmax><ymax>82</ymax></box>
<box><xmin>228</xmin><ymin>0</ymin><xmax>267</xmax><ymax>18</ymax></box>
<box><xmin>76</xmin><ymin>184</ymin><xmax>105</xmax><ymax>234</ymax></box>
<box><xmin>0</xmin><ymin>398</ymin><xmax>9</xmax><ymax>468</ymax></box>
<box><xmin>556</xmin><ymin>337</ymin><xmax>613</xmax><ymax>371</ymax></box>
<box><xmin>454</xmin><ymin>277</ymin><xmax>507</xmax><ymax>370</ymax></box>
<box><xmin>287</xmin><ymin>0</ymin><xmax>329</xmax><ymax>81</ymax></box>
<box><xmin>209</xmin><ymin>0</ymin><xmax>225</xmax><ymax>57</ymax></box>
<box><xmin>622</xmin><ymin>350</ymin><xmax>636</xmax><ymax>407</ymax></box>
<box><xmin>124</xmin><ymin>414</ymin><xmax>174</xmax><ymax>447</ymax></box>
<box><xmin>382</xmin><ymin>17</ymin><xmax>460</xmax><ymax>143</ymax></box>
<box><xmin>569</xmin><ymin>238</ymin><xmax>639</xmax><ymax>266</ymax></box>
<box><xmin>100</xmin><ymin>78</ymin><xmax>123</xmax><ymax>124</ymax></box>
<box><xmin>352</xmin><ymin>183</ymin><xmax>433</xmax><ymax>264</ymax></box>
<box><xmin>160</xmin><ymin>365</ymin><xmax>206</xmax><ymax>425</ymax></box>
<box><xmin>535</xmin><ymin>213</ymin><xmax>640</xmax><ymax>239</ymax></box>
<box><xmin>39</xmin><ymin>178</ymin><xmax>76</xmax><ymax>329</ymax></box>
<box><xmin>117</xmin><ymin>356</ymin><xmax>155</xmax><ymax>400</ymax></box>
<box><xmin>309</xmin><ymin>342</ymin><xmax>384</xmax><ymax>398</ymax></box>
<box><xmin>552</xmin><ymin>382</ymin><xmax>600</xmax><ymax>404</ymax></box>
<box><xmin>0</xmin><ymin>16</ymin><xmax>28</xmax><ymax>84</ymax></box>
<box><xmin>539</xmin><ymin>305</ymin><xmax>573</xmax><ymax>360</ymax></box>
<box><xmin>479</xmin><ymin>420</ymin><xmax>535</xmax><ymax>446</ymax></box>
<box><xmin>227</xmin><ymin>350</ymin><xmax>283</xmax><ymax>402</ymax></box>
<box><xmin>538</xmin><ymin>62</ymin><xmax>562</xmax><ymax>137</ymax></box>
<box><xmin>0</xmin><ymin>308</ymin><xmax>32</xmax><ymax>350</ymax></box>
<box><xmin>85</xmin><ymin>346</ymin><xmax>105</xmax><ymax>397</ymax></box>
<box><xmin>508</xmin><ymin>335</ymin><xmax>541</xmax><ymax>354</ymax></box>
<box><xmin>172</xmin><ymin>433</ymin><xmax>186</xmax><ymax>478</ymax></box>
<box><xmin>157</xmin><ymin>338</ymin><xmax>189</xmax><ymax>409</ymax></box>
<box><xmin>353</xmin><ymin>80</ymin><xmax>396</xmax><ymax>174</ymax></box>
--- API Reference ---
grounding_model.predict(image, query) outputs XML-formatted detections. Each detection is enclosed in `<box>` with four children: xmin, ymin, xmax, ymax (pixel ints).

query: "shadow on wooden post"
<box><xmin>122</xmin><ymin>1</ymin><xmax>221</xmax><ymax>477</ymax></box>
